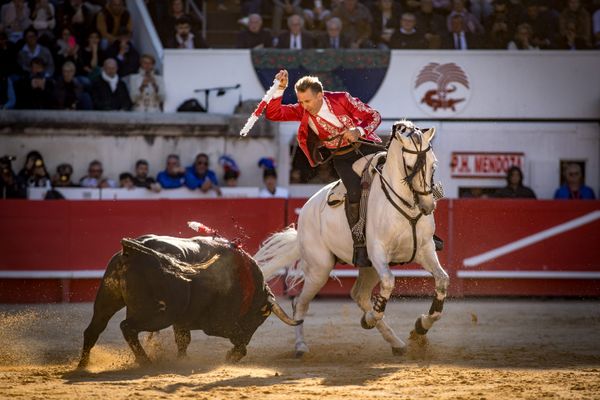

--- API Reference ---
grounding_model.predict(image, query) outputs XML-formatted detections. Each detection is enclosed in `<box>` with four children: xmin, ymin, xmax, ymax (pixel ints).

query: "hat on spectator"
<box><xmin>257</xmin><ymin>157</ymin><xmax>276</xmax><ymax>171</ymax></box>
<box><xmin>219</xmin><ymin>155</ymin><xmax>240</xmax><ymax>178</ymax></box>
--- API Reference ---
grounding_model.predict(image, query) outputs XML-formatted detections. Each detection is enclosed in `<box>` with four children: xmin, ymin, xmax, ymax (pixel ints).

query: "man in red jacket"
<box><xmin>266</xmin><ymin>69</ymin><xmax>383</xmax><ymax>267</ymax></box>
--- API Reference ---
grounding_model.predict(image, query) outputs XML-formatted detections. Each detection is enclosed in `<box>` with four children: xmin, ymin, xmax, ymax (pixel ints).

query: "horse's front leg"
<box><xmin>412</xmin><ymin>247</ymin><xmax>450</xmax><ymax>339</ymax></box>
<box><xmin>361</xmin><ymin>246</ymin><xmax>394</xmax><ymax>329</ymax></box>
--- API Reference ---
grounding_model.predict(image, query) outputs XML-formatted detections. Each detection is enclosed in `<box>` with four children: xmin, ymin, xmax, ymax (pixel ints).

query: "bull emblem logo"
<box><xmin>414</xmin><ymin>62</ymin><xmax>470</xmax><ymax>115</ymax></box>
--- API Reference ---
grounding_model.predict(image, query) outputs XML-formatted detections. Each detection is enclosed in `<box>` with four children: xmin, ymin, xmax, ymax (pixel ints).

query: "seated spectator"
<box><xmin>276</xmin><ymin>14</ymin><xmax>314</xmax><ymax>49</ymax></box>
<box><xmin>493</xmin><ymin>166</ymin><xmax>536</xmax><ymax>199</ymax></box>
<box><xmin>119</xmin><ymin>172</ymin><xmax>135</xmax><ymax>188</ymax></box>
<box><xmin>156</xmin><ymin>154</ymin><xmax>185</xmax><ymax>189</ymax></box>
<box><xmin>415</xmin><ymin>0</ymin><xmax>447</xmax><ymax>49</ymax></box>
<box><xmin>331</xmin><ymin>0</ymin><xmax>374</xmax><ymax>48</ymax></box>
<box><xmin>483</xmin><ymin>0</ymin><xmax>514</xmax><ymax>49</ymax></box>
<box><xmin>316</xmin><ymin>17</ymin><xmax>351</xmax><ymax>49</ymax></box>
<box><xmin>22</xmin><ymin>154</ymin><xmax>50</xmax><ymax>188</ymax></box>
<box><xmin>91</xmin><ymin>58</ymin><xmax>132</xmax><ymax>110</ymax></box>
<box><xmin>30</xmin><ymin>0</ymin><xmax>56</xmax><ymax>41</ymax></box>
<box><xmin>17</xmin><ymin>27</ymin><xmax>54</xmax><ymax>77</ymax></box>
<box><xmin>517</xmin><ymin>0</ymin><xmax>558</xmax><ymax>50</ymax></box>
<box><xmin>259</xmin><ymin>168</ymin><xmax>289</xmax><ymax>198</ymax></box>
<box><xmin>52</xmin><ymin>163</ymin><xmax>78</xmax><ymax>187</ymax></box>
<box><xmin>160</xmin><ymin>0</ymin><xmax>203</xmax><ymax>44</ymax></box>
<box><xmin>507</xmin><ymin>23</ymin><xmax>539</xmax><ymax>50</ymax></box>
<box><xmin>0</xmin><ymin>0</ymin><xmax>31</xmax><ymax>43</ymax></box>
<box><xmin>80</xmin><ymin>159</ymin><xmax>116</xmax><ymax>188</ymax></box>
<box><xmin>594</xmin><ymin>8</ymin><xmax>600</xmax><ymax>49</ymax></box>
<box><xmin>303</xmin><ymin>0</ymin><xmax>332</xmax><ymax>31</ymax></box>
<box><xmin>559</xmin><ymin>0</ymin><xmax>591</xmax><ymax>48</ymax></box>
<box><xmin>56</xmin><ymin>0</ymin><xmax>97</xmax><ymax>45</ymax></box>
<box><xmin>185</xmin><ymin>153</ymin><xmax>221</xmax><ymax>196</ymax></box>
<box><xmin>53</xmin><ymin>61</ymin><xmax>93</xmax><ymax>110</ymax></box>
<box><xmin>96</xmin><ymin>0</ymin><xmax>132</xmax><ymax>48</ymax></box>
<box><xmin>128</xmin><ymin>54</ymin><xmax>165</xmax><ymax>112</ymax></box>
<box><xmin>442</xmin><ymin>14</ymin><xmax>481</xmax><ymax>49</ymax></box>
<box><xmin>390</xmin><ymin>12</ymin><xmax>427</xmax><ymax>49</ymax></box>
<box><xmin>0</xmin><ymin>155</ymin><xmax>26</xmax><ymax>199</ymax></box>
<box><xmin>0</xmin><ymin>74</ymin><xmax>16</xmax><ymax>110</ymax></box>
<box><xmin>370</xmin><ymin>0</ymin><xmax>401</xmax><ymax>49</ymax></box>
<box><xmin>167</xmin><ymin>15</ymin><xmax>209</xmax><ymax>49</ymax></box>
<box><xmin>17</xmin><ymin>150</ymin><xmax>44</xmax><ymax>184</ymax></box>
<box><xmin>106</xmin><ymin>28</ymin><xmax>140</xmax><ymax>77</ymax></box>
<box><xmin>272</xmin><ymin>0</ymin><xmax>305</xmax><ymax>36</ymax></box>
<box><xmin>554</xmin><ymin>163</ymin><xmax>596</xmax><ymax>200</ymax></box>
<box><xmin>446</xmin><ymin>0</ymin><xmax>484</xmax><ymax>35</ymax></box>
<box><xmin>0</xmin><ymin>31</ymin><xmax>20</xmax><ymax>78</ymax></box>
<box><xmin>132</xmin><ymin>159</ymin><xmax>160</xmax><ymax>191</ymax></box>
<box><xmin>556</xmin><ymin>20</ymin><xmax>591</xmax><ymax>50</ymax></box>
<box><xmin>56</xmin><ymin>26</ymin><xmax>81</xmax><ymax>72</ymax></box>
<box><xmin>218</xmin><ymin>155</ymin><xmax>240</xmax><ymax>187</ymax></box>
<box><xmin>236</xmin><ymin>13</ymin><xmax>273</xmax><ymax>49</ymax></box>
<box><xmin>15</xmin><ymin>57</ymin><xmax>56</xmax><ymax>109</ymax></box>
<box><xmin>290</xmin><ymin>167</ymin><xmax>302</xmax><ymax>184</ymax></box>
<box><xmin>79</xmin><ymin>30</ymin><xmax>106</xmax><ymax>82</ymax></box>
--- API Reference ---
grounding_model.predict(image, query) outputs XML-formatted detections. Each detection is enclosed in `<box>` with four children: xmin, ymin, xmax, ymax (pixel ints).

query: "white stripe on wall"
<box><xmin>0</xmin><ymin>270</ymin><xmax>105</xmax><ymax>279</ymax></box>
<box><xmin>457</xmin><ymin>270</ymin><xmax>600</xmax><ymax>279</ymax></box>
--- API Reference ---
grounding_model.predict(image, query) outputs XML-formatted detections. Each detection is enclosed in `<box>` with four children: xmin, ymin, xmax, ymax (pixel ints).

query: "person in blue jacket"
<box><xmin>554</xmin><ymin>163</ymin><xmax>596</xmax><ymax>200</ymax></box>
<box><xmin>185</xmin><ymin>153</ymin><xmax>221</xmax><ymax>196</ymax></box>
<box><xmin>156</xmin><ymin>154</ymin><xmax>185</xmax><ymax>189</ymax></box>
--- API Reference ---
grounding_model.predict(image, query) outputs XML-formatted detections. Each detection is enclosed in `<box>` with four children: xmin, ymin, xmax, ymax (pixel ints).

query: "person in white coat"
<box><xmin>128</xmin><ymin>54</ymin><xmax>165</xmax><ymax>112</ymax></box>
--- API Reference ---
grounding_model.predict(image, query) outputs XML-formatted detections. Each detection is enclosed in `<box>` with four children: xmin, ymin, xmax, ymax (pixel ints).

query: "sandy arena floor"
<box><xmin>0</xmin><ymin>298</ymin><xmax>599</xmax><ymax>399</ymax></box>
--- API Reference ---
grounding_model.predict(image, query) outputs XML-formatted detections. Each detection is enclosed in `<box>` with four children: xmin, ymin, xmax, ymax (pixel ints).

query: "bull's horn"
<box><xmin>268</xmin><ymin>296</ymin><xmax>303</xmax><ymax>326</ymax></box>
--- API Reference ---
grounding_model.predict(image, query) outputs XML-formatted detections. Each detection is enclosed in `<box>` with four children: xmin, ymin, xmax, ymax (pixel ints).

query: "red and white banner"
<box><xmin>450</xmin><ymin>152</ymin><xmax>525</xmax><ymax>179</ymax></box>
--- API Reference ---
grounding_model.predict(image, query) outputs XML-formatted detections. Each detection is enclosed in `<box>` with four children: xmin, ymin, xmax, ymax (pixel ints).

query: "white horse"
<box><xmin>254</xmin><ymin>120</ymin><xmax>449</xmax><ymax>356</ymax></box>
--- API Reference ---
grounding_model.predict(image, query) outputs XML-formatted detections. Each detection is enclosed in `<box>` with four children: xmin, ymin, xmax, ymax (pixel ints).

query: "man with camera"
<box><xmin>0</xmin><ymin>156</ymin><xmax>26</xmax><ymax>199</ymax></box>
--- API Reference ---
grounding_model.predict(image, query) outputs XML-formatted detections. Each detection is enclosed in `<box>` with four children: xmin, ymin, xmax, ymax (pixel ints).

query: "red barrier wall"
<box><xmin>0</xmin><ymin>199</ymin><xmax>598</xmax><ymax>302</ymax></box>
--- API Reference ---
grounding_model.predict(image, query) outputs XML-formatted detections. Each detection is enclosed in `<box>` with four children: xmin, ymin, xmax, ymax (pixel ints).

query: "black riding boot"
<box><xmin>345</xmin><ymin>201</ymin><xmax>371</xmax><ymax>267</ymax></box>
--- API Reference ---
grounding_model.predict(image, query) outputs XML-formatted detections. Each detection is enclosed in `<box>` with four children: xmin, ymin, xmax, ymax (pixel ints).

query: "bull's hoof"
<box><xmin>392</xmin><ymin>346</ymin><xmax>406</xmax><ymax>357</ymax></box>
<box><xmin>360</xmin><ymin>314</ymin><xmax>375</xmax><ymax>330</ymax></box>
<box><xmin>76</xmin><ymin>358</ymin><xmax>89</xmax><ymax>370</ymax></box>
<box><xmin>226</xmin><ymin>349</ymin><xmax>246</xmax><ymax>363</ymax></box>
<box><xmin>136</xmin><ymin>356</ymin><xmax>152</xmax><ymax>366</ymax></box>
<box><xmin>295</xmin><ymin>342</ymin><xmax>309</xmax><ymax>358</ymax></box>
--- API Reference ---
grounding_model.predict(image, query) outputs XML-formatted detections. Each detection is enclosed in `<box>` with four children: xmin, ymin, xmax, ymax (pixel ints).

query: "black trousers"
<box><xmin>332</xmin><ymin>143</ymin><xmax>382</xmax><ymax>203</ymax></box>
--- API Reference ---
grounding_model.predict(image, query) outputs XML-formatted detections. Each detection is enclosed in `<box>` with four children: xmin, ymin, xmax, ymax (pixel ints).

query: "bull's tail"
<box><xmin>254</xmin><ymin>225</ymin><xmax>300</xmax><ymax>280</ymax></box>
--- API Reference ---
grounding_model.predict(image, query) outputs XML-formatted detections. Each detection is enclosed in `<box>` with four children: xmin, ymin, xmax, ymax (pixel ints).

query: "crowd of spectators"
<box><xmin>0</xmin><ymin>0</ymin><xmax>165</xmax><ymax>110</ymax></box>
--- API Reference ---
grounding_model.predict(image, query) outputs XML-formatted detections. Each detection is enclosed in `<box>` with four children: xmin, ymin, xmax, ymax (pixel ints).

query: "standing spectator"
<box><xmin>30</xmin><ymin>0</ymin><xmax>56</xmax><ymax>41</ymax></box>
<box><xmin>554</xmin><ymin>163</ymin><xmax>596</xmax><ymax>200</ymax></box>
<box><xmin>79</xmin><ymin>30</ymin><xmax>106</xmax><ymax>82</ymax></box>
<box><xmin>494</xmin><ymin>166</ymin><xmax>536</xmax><ymax>199</ymax></box>
<box><xmin>276</xmin><ymin>14</ymin><xmax>314</xmax><ymax>49</ymax></box>
<box><xmin>0</xmin><ymin>155</ymin><xmax>26</xmax><ymax>199</ymax></box>
<box><xmin>17</xmin><ymin>27</ymin><xmax>54</xmax><ymax>77</ymax></box>
<box><xmin>91</xmin><ymin>58</ymin><xmax>132</xmax><ymax>110</ymax></box>
<box><xmin>303</xmin><ymin>0</ymin><xmax>332</xmax><ymax>31</ymax></box>
<box><xmin>390</xmin><ymin>12</ymin><xmax>427</xmax><ymax>49</ymax></box>
<box><xmin>236</xmin><ymin>13</ymin><xmax>273</xmax><ymax>49</ymax></box>
<box><xmin>331</xmin><ymin>0</ymin><xmax>373</xmax><ymax>48</ymax></box>
<box><xmin>53</xmin><ymin>61</ymin><xmax>93</xmax><ymax>110</ymax></box>
<box><xmin>371</xmin><ymin>0</ymin><xmax>401</xmax><ymax>49</ymax></box>
<box><xmin>106</xmin><ymin>28</ymin><xmax>140</xmax><ymax>77</ymax></box>
<box><xmin>52</xmin><ymin>163</ymin><xmax>78</xmax><ymax>187</ymax></box>
<box><xmin>184</xmin><ymin>153</ymin><xmax>221</xmax><ymax>196</ymax></box>
<box><xmin>0</xmin><ymin>32</ymin><xmax>20</xmax><ymax>78</ymax></box>
<box><xmin>17</xmin><ymin>151</ymin><xmax>49</xmax><ymax>187</ymax></box>
<box><xmin>56</xmin><ymin>0</ymin><xmax>97</xmax><ymax>45</ymax></box>
<box><xmin>559</xmin><ymin>0</ymin><xmax>592</xmax><ymax>48</ymax></box>
<box><xmin>156</xmin><ymin>154</ymin><xmax>185</xmax><ymax>189</ymax></box>
<box><xmin>415</xmin><ymin>0</ymin><xmax>447</xmax><ymax>49</ymax></box>
<box><xmin>167</xmin><ymin>15</ymin><xmax>209</xmax><ymax>49</ymax></box>
<box><xmin>259</xmin><ymin>168</ymin><xmax>289</xmax><ymax>198</ymax></box>
<box><xmin>446</xmin><ymin>0</ymin><xmax>484</xmax><ymax>35</ymax></box>
<box><xmin>272</xmin><ymin>0</ymin><xmax>304</xmax><ymax>36</ymax></box>
<box><xmin>0</xmin><ymin>74</ymin><xmax>16</xmax><ymax>110</ymax></box>
<box><xmin>96</xmin><ymin>0</ymin><xmax>132</xmax><ymax>48</ymax></box>
<box><xmin>132</xmin><ymin>159</ymin><xmax>160</xmax><ymax>191</ymax></box>
<box><xmin>1</xmin><ymin>0</ymin><xmax>31</xmax><ymax>43</ymax></box>
<box><xmin>443</xmin><ymin>14</ymin><xmax>481</xmax><ymax>49</ymax></box>
<box><xmin>80</xmin><ymin>160</ymin><xmax>116</xmax><ymax>188</ymax></box>
<box><xmin>508</xmin><ymin>23</ymin><xmax>539</xmax><ymax>50</ymax></box>
<box><xmin>316</xmin><ymin>16</ymin><xmax>351</xmax><ymax>48</ymax></box>
<box><xmin>128</xmin><ymin>54</ymin><xmax>165</xmax><ymax>112</ymax></box>
<box><xmin>15</xmin><ymin>57</ymin><xmax>55</xmax><ymax>109</ymax></box>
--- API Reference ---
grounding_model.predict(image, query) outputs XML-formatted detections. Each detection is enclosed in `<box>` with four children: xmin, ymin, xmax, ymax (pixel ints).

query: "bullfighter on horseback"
<box><xmin>265</xmin><ymin>69</ymin><xmax>382</xmax><ymax>268</ymax></box>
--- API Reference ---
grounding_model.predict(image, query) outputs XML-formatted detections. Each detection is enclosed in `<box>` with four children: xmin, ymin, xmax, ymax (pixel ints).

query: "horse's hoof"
<box><xmin>361</xmin><ymin>314</ymin><xmax>376</xmax><ymax>330</ymax></box>
<box><xmin>295</xmin><ymin>342</ymin><xmax>309</xmax><ymax>358</ymax></box>
<box><xmin>226</xmin><ymin>349</ymin><xmax>245</xmax><ymax>363</ymax></box>
<box><xmin>136</xmin><ymin>356</ymin><xmax>152</xmax><ymax>366</ymax></box>
<box><xmin>392</xmin><ymin>347</ymin><xmax>406</xmax><ymax>356</ymax></box>
<box><xmin>409</xmin><ymin>330</ymin><xmax>429</xmax><ymax>347</ymax></box>
<box><xmin>295</xmin><ymin>350</ymin><xmax>306</xmax><ymax>358</ymax></box>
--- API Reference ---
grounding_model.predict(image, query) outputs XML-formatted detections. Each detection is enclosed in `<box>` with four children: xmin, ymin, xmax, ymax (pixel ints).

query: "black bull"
<box><xmin>78</xmin><ymin>234</ymin><xmax>300</xmax><ymax>368</ymax></box>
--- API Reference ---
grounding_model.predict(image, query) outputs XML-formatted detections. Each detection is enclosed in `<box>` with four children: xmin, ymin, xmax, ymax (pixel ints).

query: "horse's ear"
<box><xmin>423</xmin><ymin>127</ymin><xmax>436</xmax><ymax>142</ymax></box>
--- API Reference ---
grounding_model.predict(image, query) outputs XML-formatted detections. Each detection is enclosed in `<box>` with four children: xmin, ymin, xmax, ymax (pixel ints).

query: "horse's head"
<box><xmin>389</xmin><ymin>121</ymin><xmax>438</xmax><ymax>215</ymax></box>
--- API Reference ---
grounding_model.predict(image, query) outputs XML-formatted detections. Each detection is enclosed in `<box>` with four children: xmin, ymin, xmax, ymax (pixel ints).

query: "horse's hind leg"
<box><xmin>412</xmin><ymin>249</ymin><xmax>449</xmax><ymax>340</ymax></box>
<box><xmin>292</xmin><ymin>256</ymin><xmax>335</xmax><ymax>358</ymax></box>
<box><xmin>351</xmin><ymin>268</ymin><xmax>406</xmax><ymax>355</ymax></box>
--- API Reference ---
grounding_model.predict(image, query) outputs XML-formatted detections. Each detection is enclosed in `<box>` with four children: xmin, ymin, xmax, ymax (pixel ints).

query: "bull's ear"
<box><xmin>423</xmin><ymin>127</ymin><xmax>436</xmax><ymax>142</ymax></box>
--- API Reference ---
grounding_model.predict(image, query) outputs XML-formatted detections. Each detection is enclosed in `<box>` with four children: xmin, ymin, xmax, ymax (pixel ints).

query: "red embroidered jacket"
<box><xmin>265</xmin><ymin>91</ymin><xmax>382</xmax><ymax>166</ymax></box>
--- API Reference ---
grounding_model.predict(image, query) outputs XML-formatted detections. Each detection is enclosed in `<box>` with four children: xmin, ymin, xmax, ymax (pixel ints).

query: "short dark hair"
<box><xmin>175</xmin><ymin>15</ymin><xmax>192</xmax><ymax>26</ymax></box>
<box><xmin>136</xmin><ymin>159</ymin><xmax>149</xmax><ymax>168</ymax></box>
<box><xmin>263</xmin><ymin>168</ymin><xmax>277</xmax><ymax>179</ymax></box>
<box><xmin>30</xmin><ymin>57</ymin><xmax>46</xmax><ymax>67</ymax></box>
<box><xmin>119</xmin><ymin>172</ymin><xmax>134</xmax><ymax>181</ymax></box>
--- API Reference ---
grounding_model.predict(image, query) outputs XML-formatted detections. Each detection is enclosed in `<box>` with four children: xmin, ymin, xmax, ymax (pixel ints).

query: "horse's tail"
<box><xmin>254</xmin><ymin>225</ymin><xmax>300</xmax><ymax>280</ymax></box>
